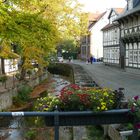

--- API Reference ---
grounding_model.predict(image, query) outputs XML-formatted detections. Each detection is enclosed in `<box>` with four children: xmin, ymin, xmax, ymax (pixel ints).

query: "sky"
<box><xmin>78</xmin><ymin>0</ymin><xmax>127</xmax><ymax>12</ymax></box>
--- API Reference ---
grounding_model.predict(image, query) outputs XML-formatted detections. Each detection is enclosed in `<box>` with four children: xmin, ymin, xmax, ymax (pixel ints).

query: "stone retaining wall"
<box><xmin>0</xmin><ymin>72</ymin><xmax>48</xmax><ymax>111</ymax></box>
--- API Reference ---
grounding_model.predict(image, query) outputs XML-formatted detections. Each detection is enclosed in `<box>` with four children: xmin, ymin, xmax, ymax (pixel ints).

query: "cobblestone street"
<box><xmin>72</xmin><ymin>60</ymin><xmax>140</xmax><ymax>99</ymax></box>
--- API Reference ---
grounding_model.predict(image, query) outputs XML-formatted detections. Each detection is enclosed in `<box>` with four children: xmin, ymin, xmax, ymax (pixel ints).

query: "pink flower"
<box><xmin>134</xmin><ymin>96</ymin><xmax>139</xmax><ymax>101</ymax></box>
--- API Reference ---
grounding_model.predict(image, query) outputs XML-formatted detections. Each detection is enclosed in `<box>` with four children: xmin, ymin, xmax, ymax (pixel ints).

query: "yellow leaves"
<box><xmin>0</xmin><ymin>41</ymin><xmax>19</xmax><ymax>59</ymax></box>
<box><xmin>22</xmin><ymin>46</ymin><xmax>49</xmax><ymax>69</ymax></box>
<box><xmin>24</xmin><ymin>46</ymin><xmax>43</xmax><ymax>59</ymax></box>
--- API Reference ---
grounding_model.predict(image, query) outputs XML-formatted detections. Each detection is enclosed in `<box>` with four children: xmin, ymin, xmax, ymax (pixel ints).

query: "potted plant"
<box><xmin>107</xmin><ymin>96</ymin><xmax>140</xmax><ymax>140</ymax></box>
<box><xmin>129</xmin><ymin>96</ymin><xmax>140</xmax><ymax>126</ymax></box>
<box><xmin>34</xmin><ymin>84</ymin><xmax>133</xmax><ymax>126</ymax></box>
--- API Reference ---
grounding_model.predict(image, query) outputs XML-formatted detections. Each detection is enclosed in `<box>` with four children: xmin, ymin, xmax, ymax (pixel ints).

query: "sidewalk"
<box><xmin>72</xmin><ymin>60</ymin><xmax>140</xmax><ymax>99</ymax></box>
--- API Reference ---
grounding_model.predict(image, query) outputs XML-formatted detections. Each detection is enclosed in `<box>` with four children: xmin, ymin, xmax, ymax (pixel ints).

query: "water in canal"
<box><xmin>0</xmin><ymin>75</ymin><xmax>70</xmax><ymax>140</ymax></box>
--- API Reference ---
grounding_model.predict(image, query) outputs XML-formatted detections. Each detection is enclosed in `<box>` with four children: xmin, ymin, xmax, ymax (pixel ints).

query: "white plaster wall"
<box><xmin>90</xmin><ymin>10</ymin><xmax>110</xmax><ymax>59</ymax></box>
<box><xmin>4</xmin><ymin>59</ymin><xmax>18</xmax><ymax>73</ymax></box>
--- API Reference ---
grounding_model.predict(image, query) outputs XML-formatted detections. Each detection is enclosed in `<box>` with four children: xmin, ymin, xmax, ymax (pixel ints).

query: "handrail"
<box><xmin>0</xmin><ymin>109</ymin><xmax>138</xmax><ymax>140</ymax></box>
<box><xmin>0</xmin><ymin>109</ymin><xmax>130</xmax><ymax>116</ymax></box>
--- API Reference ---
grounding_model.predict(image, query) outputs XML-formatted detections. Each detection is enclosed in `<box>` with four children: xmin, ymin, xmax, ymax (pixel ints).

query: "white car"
<box><xmin>57</xmin><ymin>57</ymin><xmax>64</xmax><ymax>62</ymax></box>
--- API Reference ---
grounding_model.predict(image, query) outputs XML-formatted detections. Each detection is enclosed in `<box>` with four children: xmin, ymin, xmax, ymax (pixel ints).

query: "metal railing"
<box><xmin>0</xmin><ymin>109</ymin><xmax>139</xmax><ymax>140</ymax></box>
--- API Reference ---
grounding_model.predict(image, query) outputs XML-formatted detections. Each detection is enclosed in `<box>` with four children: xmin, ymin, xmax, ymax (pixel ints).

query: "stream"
<box><xmin>0</xmin><ymin>75</ymin><xmax>70</xmax><ymax>140</ymax></box>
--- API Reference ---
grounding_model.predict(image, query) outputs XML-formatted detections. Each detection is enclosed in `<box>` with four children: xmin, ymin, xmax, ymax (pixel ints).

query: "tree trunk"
<box><xmin>19</xmin><ymin>57</ymin><xmax>26</xmax><ymax>80</ymax></box>
<box><xmin>1</xmin><ymin>58</ymin><xmax>5</xmax><ymax>74</ymax></box>
<box><xmin>20</xmin><ymin>68</ymin><xmax>26</xmax><ymax>80</ymax></box>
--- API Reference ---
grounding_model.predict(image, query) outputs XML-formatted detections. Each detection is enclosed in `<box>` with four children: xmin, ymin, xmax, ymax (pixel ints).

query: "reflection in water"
<box><xmin>7</xmin><ymin>117</ymin><xmax>24</xmax><ymax>140</ymax></box>
<box><xmin>52</xmin><ymin>75</ymin><xmax>70</xmax><ymax>95</ymax></box>
<box><xmin>0</xmin><ymin>117</ymin><xmax>24</xmax><ymax>140</ymax></box>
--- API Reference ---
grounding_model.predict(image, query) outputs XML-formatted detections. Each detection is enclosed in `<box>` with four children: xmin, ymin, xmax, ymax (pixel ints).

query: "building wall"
<box><xmin>103</xmin><ymin>26</ymin><xmax>120</xmax><ymax>65</ymax></box>
<box><xmin>90</xmin><ymin>10</ymin><xmax>110</xmax><ymax>59</ymax></box>
<box><xmin>120</xmin><ymin>14</ymin><xmax>140</xmax><ymax>69</ymax></box>
<box><xmin>80</xmin><ymin>35</ymin><xmax>90</xmax><ymax>60</ymax></box>
<box><xmin>4</xmin><ymin>59</ymin><xmax>18</xmax><ymax>73</ymax></box>
<box><xmin>0</xmin><ymin>72</ymin><xmax>48</xmax><ymax>111</ymax></box>
<box><xmin>125</xmin><ymin>42</ymin><xmax>140</xmax><ymax>68</ymax></box>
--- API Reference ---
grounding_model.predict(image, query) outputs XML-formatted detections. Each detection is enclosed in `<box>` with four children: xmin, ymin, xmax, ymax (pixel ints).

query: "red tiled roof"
<box><xmin>88</xmin><ymin>12</ymin><xmax>102</xmax><ymax>22</ymax></box>
<box><xmin>88</xmin><ymin>12</ymin><xmax>106</xmax><ymax>29</ymax></box>
<box><xmin>114</xmin><ymin>8</ymin><xmax>124</xmax><ymax>14</ymax></box>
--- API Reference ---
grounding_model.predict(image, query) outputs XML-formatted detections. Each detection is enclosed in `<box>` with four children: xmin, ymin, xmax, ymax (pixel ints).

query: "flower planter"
<box><xmin>44</xmin><ymin>109</ymin><xmax>134</xmax><ymax>126</ymax></box>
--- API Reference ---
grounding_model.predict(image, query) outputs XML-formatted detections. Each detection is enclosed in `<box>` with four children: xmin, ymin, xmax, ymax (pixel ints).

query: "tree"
<box><xmin>0</xmin><ymin>1</ymin><xmax>59</xmax><ymax>78</ymax></box>
<box><xmin>0</xmin><ymin>0</ymin><xmax>88</xmax><ymax>78</ymax></box>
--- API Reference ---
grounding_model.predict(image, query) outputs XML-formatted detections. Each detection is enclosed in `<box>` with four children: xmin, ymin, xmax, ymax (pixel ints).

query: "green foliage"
<box><xmin>17</xmin><ymin>84</ymin><xmax>32</xmax><ymax>101</ymax></box>
<box><xmin>57</xmin><ymin>39</ymin><xmax>79</xmax><ymax>59</ymax></box>
<box><xmin>86</xmin><ymin>125</ymin><xmax>105</xmax><ymax>140</ymax></box>
<box><xmin>13</xmin><ymin>84</ymin><xmax>32</xmax><ymax>107</ymax></box>
<box><xmin>118</xmin><ymin>123</ymin><xmax>133</xmax><ymax>131</ymax></box>
<box><xmin>13</xmin><ymin>96</ymin><xmax>25</xmax><ymax>107</ymax></box>
<box><xmin>15</xmin><ymin>72</ymin><xmax>21</xmax><ymax>80</ymax></box>
<box><xmin>0</xmin><ymin>75</ymin><xmax>7</xmax><ymax>83</ymax></box>
<box><xmin>129</xmin><ymin>96</ymin><xmax>140</xmax><ymax>120</ymax></box>
<box><xmin>27</xmin><ymin>69</ymin><xmax>32</xmax><ymax>75</ymax></box>
<box><xmin>58</xmin><ymin>39</ymin><xmax>77</xmax><ymax>52</ymax></box>
<box><xmin>47</xmin><ymin>63</ymin><xmax>73</xmax><ymax>77</ymax></box>
<box><xmin>24</xmin><ymin>129</ymin><xmax>37</xmax><ymax>140</ymax></box>
<box><xmin>0</xmin><ymin>0</ymin><xmax>88</xmax><ymax>79</ymax></box>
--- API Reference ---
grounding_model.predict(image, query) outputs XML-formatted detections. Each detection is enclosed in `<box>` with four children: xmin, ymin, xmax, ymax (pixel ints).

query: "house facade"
<box><xmin>116</xmin><ymin>0</ymin><xmax>140</xmax><ymax>69</ymax></box>
<box><xmin>102</xmin><ymin>8</ymin><xmax>124</xmax><ymax>66</ymax></box>
<box><xmin>89</xmin><ymin>10</ymin><xmax>111</xmax><ymax>60</ymax></box>
<box><xmin>0</xmin><ymin>58</ymin><xmax>18</xmax><ymax>74</ymax></box>
<box><xmin>0</xmin><ymin>44</ymin><xmax>19</xmax><ymax>74</ymax></box>
<box><xmin>80</xmin><ymin>34</ymin><xmax>90</xmax><ymax>60</ymax></box>
<box><xmin>80</xmin><ymin>13</ymin><xmax>101</xmax><ymax>60</ymax></box>
<box><xmin>4</xmin><ymin>59</ymin><xmax>18</xmax><ymax>73</ymax></box>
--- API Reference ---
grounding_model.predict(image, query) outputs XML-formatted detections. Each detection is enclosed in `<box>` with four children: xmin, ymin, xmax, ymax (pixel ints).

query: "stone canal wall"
<box><xmin>0</xmin><ymin>72</ymin><xmax>48</xmax><ymax>111</ymax></box>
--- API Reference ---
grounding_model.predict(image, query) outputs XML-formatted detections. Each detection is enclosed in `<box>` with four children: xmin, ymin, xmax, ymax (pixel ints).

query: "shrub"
<box><xmin>17</xmin><ymin>84</ymin><xmax>32</xmax><ymax>101</ymax></box>
<box><xmin>24</xmin><ymin>129</ymin><xmax>37</xmax><ymax>140</ymax></box>
<box><xmin>47</xmin><ymin>63</ymin><xmax>73</xmax><ymax>77</ymax></box>
<box><xmin>13</xmin><ymin>84</ymin><xmax>32</xmax><ymax>107</ymax></box>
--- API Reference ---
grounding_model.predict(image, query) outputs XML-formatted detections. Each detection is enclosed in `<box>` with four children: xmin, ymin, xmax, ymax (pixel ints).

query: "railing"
<box><xmin>0</xmin><ymin>109</ymin><xmax>139</xmax><ymax>140</ymax></box>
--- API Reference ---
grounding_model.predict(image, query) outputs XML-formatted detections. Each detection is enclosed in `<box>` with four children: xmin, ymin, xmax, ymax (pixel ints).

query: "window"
<box><xmin>138</xmin><ymin>51</ymin><xmax>140</xmax><ymax>63</ymax></box>
<box><xmin>133</xmin><ymin>50</ymin><xmax>138</xmax><ymax>63</ymax></box>
<box><xmin>129</xmin><ymin>51</ymin><xmax>133</xmax><ymax>63</ymax></box>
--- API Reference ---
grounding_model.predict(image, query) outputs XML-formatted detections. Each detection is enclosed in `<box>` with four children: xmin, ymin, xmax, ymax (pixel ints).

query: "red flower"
<box><xmin>134</xmin><ymin>96</ymin><xmax>139</xmax><ymax>101</ymax></box>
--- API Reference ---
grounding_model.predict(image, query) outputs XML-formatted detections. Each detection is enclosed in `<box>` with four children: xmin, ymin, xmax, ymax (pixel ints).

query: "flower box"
<box><xmin>44</xmin><ymin>109</ymin><xmax>134</xmax><ymax>126</ymax></box>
